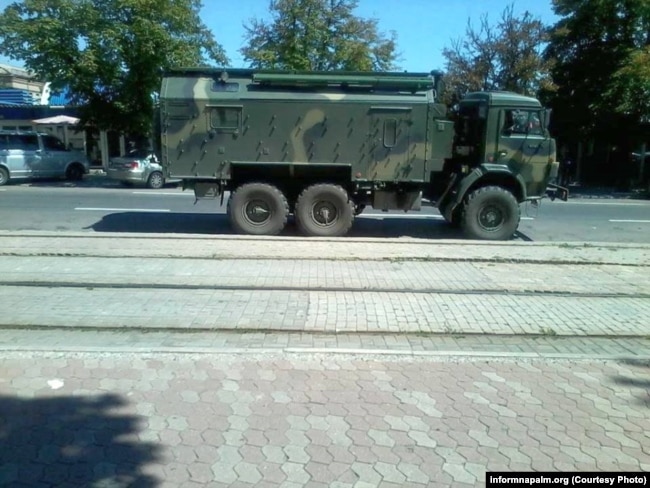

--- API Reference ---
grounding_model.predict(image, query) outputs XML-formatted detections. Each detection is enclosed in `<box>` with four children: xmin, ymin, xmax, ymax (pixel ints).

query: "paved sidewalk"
<box><xmin>1</xmin><ymin>352</ymin><xmax>649</xmax><ymax>487</ymax></box>
<box><xmin>2</xmin><ymin>285</ymin><xmax>648</xmax><ymax>336</ymax></box>
<box><xmin>1</xmin><ymin>256</ymin><xmax>648</xmax><ymax>295</ymax></box>
<box><xmin>1</xmin><ymin>234</ymin><xmax>649</xmax><ymax>337</ymax></box>
<box><xmin>2</xmin><ymin>231</ymin><xmax>649</xmax><ymax>265</ymax></box>
<box><xmin>2</xmin><ymin>329</ymin><xmax>649</xmax><ymax>359</ymax></box>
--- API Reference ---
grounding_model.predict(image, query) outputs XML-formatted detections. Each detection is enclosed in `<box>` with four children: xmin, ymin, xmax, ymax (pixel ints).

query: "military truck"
<box><xmin>159</xmin><ymin>68</ymin><xmax>567</xmax><ymax>240</ymax></box>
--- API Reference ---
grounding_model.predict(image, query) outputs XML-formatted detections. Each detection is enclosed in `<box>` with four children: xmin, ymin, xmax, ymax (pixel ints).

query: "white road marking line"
<box><xmin>566</xmin><ymin>201</ymin><xmax>650</xmax><ymax>206</ymax></box>
<box><xmin>609</xmin><ymin>219</ymin><xmax>650</xmax><ymax>223</ymax></box>
<box><xmin>132</xmin><ymin>191</ymin><xmax>191</xmax><ymax>196</ymax></box>
<box><xmin>75</xmin><ymin>207</ymin><xmax>171</xmax><ymax>212</ymax></box>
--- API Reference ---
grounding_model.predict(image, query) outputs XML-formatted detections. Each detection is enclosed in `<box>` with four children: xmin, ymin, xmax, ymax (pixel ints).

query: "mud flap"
<box><xmin>545</xmin><ymin>183</ymin><xmax>569</xmax><ymax>202</ymax></box>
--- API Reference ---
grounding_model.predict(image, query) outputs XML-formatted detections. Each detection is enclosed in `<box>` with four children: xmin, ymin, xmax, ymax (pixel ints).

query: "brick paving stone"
<box><xmin>2</xmin><ymin>352</ymin><xmax>650</xmax><ymax>487</ymax></box>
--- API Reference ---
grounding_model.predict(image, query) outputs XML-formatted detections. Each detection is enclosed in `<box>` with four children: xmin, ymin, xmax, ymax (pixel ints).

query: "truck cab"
<box><xmin>436</xmin><ymin>91</ymin><xmax>566</xmax><ymax>238</ymax></box>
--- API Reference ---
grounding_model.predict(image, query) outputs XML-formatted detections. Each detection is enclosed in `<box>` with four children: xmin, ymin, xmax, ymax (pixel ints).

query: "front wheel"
<box><xmin>294</xmin><ymin>184</ymin><xmax>354</xmax><ymax>237</ymax></box>
<box><xmin>461</xmin><ymin>186</ymin><xmax>520</xmax><ymax>240</ymax></box>
<box><xmin>227</xmin><ymin>182</ymin><xmax>289</xmax><ymax>235</ymax></box>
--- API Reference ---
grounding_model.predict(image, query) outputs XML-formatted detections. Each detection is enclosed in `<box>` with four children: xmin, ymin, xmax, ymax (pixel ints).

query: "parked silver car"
<box><xmin>0</xmin><ymin>130</ymin><xmax>89</xmax><ymax>186</ymax></box>
<box><xmin>107</xmin><ymin>149</ymin><xmax>173</xmax><ymax>189</ymax></box>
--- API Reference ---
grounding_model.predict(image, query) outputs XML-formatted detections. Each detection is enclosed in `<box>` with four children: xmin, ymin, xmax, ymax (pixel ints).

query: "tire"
<box><xmin>294</xmin><ymin>184</ymin><xmax>355</xmax><ymax>237</ymax></box>
<box><xmin>227</xmin><ymin>182</ymin><xmax>289</xmax><ymax>235</ymax></box>
<box><xmin>461</xmin><ymin>186</ymin><xmax>520</xmax><ymax>240</ymax></box>
<box><xmin>146</xmin><ymin>171</ymin><xmax>164</xmax><ymax>189</ymax></box>
<box><xmin>0</xmin><ymin>167</ymin><xmax>8</xmax><ymax>186</ymax></box>
<box><xmin>65</xmin><ymin>163</ymin><xmax>84</xmax><ymax>181</ymax></box>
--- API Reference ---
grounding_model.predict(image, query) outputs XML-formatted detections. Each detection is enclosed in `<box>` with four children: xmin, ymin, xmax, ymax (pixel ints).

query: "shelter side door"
<box><xmin>162</xmin><ymin>100</ymin><xmax>206</xmax><ymax>178</ymax></box>
<box><xmin>205</xmin><ymin>105</ymin><xmax>244</xmax><ymax>178</ymax></box>
<box><xmin>367</xmin><ymin>107</ymin><xmax>414</xmax><ymax>181</ymax></box>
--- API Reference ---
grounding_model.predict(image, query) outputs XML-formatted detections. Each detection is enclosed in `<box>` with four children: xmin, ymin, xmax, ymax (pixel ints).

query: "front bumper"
<box><xmin>545</xmin><ymin>183</ymin><xmax>569</xmax><ymax>201</ymax></box>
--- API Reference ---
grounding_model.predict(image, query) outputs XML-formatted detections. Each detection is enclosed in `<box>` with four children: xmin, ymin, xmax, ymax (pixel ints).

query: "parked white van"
<box><xmin>0</xmin><ymin>130</ymin><xmax>90</xmax><ymax>185</ymax></box>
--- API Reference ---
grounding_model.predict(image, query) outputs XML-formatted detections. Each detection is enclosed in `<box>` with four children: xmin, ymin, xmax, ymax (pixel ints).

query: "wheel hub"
<box><xmin>244</xmin><ymin>199</ymin><xmax>271</xmax><ymax>225</ymax></box>
<box><xmin>312</xmin><ymin>201</ymin><xmax>338</xmax><ymax>226</ymax></box>
<box><xmin>478</xmin><ymin>205</ymin><xmax>504</xmax><ymax>230</ymax></box>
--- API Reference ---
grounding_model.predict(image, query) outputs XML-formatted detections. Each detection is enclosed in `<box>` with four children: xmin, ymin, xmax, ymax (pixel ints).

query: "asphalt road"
<box><xmin>1</xmin><ymin>178</ymin><xmax>649</xmax><ymax>242</ymax></box>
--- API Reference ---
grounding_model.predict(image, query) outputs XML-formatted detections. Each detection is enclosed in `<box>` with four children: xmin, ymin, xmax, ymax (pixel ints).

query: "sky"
<box><xmin>0</xmin><ymin>0</ymin><xmax>559</xmax><ymax>72</ymax></box>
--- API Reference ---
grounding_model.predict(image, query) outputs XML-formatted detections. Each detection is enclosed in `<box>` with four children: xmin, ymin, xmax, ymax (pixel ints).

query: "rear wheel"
<box><xmin>65</xmin><ymin>163</ymin><xmax>84</xmax><ymax>181</ymax></box>
<box><xmin>227</xmin><ymin>182</ymin><xmax>289</xmax><ymax>235</ymax></box>
<box><xmin>0</xmin><ymin>167</ymin><xmax>8</xmax><ymax>186</ymax></box>
<box><xmin>294</xmin><ymin>184</ymin><xmax>354</xmax><ymax>237</ymax></box>
<box><xmin>461</xmin><ymin>186</ymin><xmax>520</xmax><ymax>240</ymax></box>
<box><xmin>146</xmin><ymin>171</ymin><xmax>164</xmax><ymax>189</ymax></box>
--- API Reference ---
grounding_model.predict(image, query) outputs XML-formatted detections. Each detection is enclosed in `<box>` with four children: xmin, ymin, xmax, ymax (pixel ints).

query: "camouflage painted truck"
<box><xmin>159</xmin><ymin>68</ymin><xmax>567</xmax><ymax>240</ymax></box>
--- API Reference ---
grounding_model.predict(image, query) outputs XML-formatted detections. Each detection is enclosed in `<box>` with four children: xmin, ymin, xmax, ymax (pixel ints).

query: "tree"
<box><xmin>545</xmin><ymin>0</ymin><xmax>650</xmax><ymax>185</ymax></box>
<box><xmin>0</xmin><ymin>0</ymin><xmax>228</xmax><ymax>137</ymax></box>
<box><xmin>241</xmin><ymin>0</ymin><xmax>399</xmax><ymax>71</ymax></box>
<box><xmin>442</xmin><ymin>4</ymin><xmax>554</xmax><ymax>100</ymax></box>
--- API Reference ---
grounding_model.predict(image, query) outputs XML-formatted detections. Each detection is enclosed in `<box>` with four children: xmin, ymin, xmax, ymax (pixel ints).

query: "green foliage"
<box><xmin>442</xmin><ymin>4</ymin><xmax>554</xmax><ymax>101</ymax></box>
<box><xmin>546</xmin><ymin>0</ymin><xmax>650</xmax><ymax>138</ymax></box>
<box><xmin>241</xmin><ymin>0</ymin><xmax>399</xmax><ymax>71</ymax></box>
<box><xmin>0</xmin><ymin>0</ymin><xmax>228</xmax><ymax>136</ymax></box>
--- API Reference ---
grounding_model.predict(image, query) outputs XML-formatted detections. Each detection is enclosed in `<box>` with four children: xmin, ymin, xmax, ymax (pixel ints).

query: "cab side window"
<box><xmin>43</xmin><ymin>136</ymin><xmax>67</xmax><ymax>151</ymax></box>
<box><xmin>502</xmin><ymin>110</ymin><xmax>543</xmax><ymax>136</ymax></box>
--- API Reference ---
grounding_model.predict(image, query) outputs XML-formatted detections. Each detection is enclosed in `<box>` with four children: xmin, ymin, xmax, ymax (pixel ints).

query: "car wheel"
<box><xmin>146</xmin><ymin>171</ymin><xmax>164</xmax><ymax>189</ymax></box>
<box><xmin>0</xmin><ymin>167</ymin><xmax>8</xmax><ymax>186</ymax></box>
<box><xmin>294</xmin><ymin>184</ymin><xmax>355</xmax><ymax>237</ymax></box>
<box><xmin>227</xmin><ymin>182</ymin><xmax>289</xmax><ymax>235</ymax></box>
<box><xmin>461</xmin><ymin>186</ymin><xmax>520</xmax><ymax>240</ymax></box>
<box><xmin>65</xmin><ymin>163</ymin><xmax>84</xmax><ymax>181</ymax></box>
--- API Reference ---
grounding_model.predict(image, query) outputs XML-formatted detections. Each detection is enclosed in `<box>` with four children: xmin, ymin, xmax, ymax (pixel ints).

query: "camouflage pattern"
<box><xmin>160</xmin><ymin>69</ymin><xmax>453</xmax><ymax>185</ymax></box>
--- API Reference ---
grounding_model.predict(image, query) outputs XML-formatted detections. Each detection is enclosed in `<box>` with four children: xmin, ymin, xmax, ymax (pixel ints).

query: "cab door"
<box><xmin>496</xmin><ymin>108</ymin><xmax>552</xmax><ymax>197</ymax></box>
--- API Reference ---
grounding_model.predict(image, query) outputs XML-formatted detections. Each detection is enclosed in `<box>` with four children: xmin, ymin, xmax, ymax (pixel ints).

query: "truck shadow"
<box><xmin>87</xmin><ymin>212</ymin><xmax>470</xmax><ymax>239</ymax></box>
<box><xmin>0</xmin><ymin>393</ymin><xmax>161</xmax><ymax>486</ymax></box>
